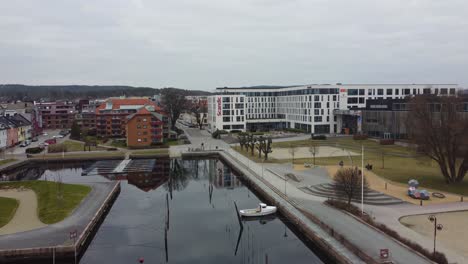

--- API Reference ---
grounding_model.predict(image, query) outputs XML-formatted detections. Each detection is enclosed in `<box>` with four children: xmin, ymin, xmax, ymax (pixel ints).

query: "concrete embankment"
<box><xmin>0</xmin><ymin>181</ymin><xmax>121</xmax><ymax>263</ymax></box>
<box><xmin>183</xmin><ymin>150</ymin><xmax>365</xmax><ymax>264</ymax></box>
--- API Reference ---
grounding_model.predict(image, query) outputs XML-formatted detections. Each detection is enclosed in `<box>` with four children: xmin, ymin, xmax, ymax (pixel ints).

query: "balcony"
<box><xmin>151</xmin><ymin>128</ymin><xmax>162</xmax><ymax>133</ymax></box>
<box><xmin>151</xmin><ymin>121</ymin><xmax>163</xmax><ymax>126</ymax></box>
<box><xmin>151</xmin><ymin>134</ymin><xmax>162</xmax><ymax>139</ymax></box>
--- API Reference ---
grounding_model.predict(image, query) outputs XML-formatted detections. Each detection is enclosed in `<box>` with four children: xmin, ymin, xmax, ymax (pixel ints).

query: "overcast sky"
<box><xmin>1</xmin><ymin>0</ymin><xmax>468</xmax><ymax>91</ymax></box>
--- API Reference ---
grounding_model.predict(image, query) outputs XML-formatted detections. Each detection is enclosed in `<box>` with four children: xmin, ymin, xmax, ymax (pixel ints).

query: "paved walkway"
<box><xmin>176</xmin><ymin>127</ymin><xmax>433</xmax><ymax>264</ymax></box>
<box><xmin>0</xmin><ymin>182</ymin><xmax>115</xmax><ymax>249</ymax></box>
<box><xmin>0</xmin><ymin>189</ymin><xmax>47</xmax><ymax>235</ymax></box>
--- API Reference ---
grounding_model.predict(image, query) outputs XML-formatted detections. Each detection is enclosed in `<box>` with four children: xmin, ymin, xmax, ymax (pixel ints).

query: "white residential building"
<box><xmin>207</xmin><ymin>84</ymin><xmax>461</xmax><ymax>134</ymax></box>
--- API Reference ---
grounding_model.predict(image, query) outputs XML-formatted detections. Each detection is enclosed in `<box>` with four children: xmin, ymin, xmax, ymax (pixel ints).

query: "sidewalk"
<box><xmin>177</xmin><ymin>127</ymin><xmax>433</xmax><ymax>264</ymax></box>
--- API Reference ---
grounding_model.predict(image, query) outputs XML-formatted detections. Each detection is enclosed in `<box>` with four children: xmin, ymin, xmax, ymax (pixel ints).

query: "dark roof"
<box><xmin>0</xmin><ymin>114</ymin><xmax>31</xmax><ymax>128</ymax></box>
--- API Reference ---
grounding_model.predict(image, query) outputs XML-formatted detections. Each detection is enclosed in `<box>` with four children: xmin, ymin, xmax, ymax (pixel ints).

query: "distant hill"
<box><xmin>0</xmin><ymin>84</ymin><xmax>211</xmax><ymax>101</ymax></box>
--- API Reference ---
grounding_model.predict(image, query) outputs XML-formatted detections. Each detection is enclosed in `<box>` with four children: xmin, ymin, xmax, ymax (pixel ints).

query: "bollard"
<box><xmin>420</xmin><ymin>200</ymin><xmax>423</xmax><ymax>206</ymax></box>
<box><xmin>385</xmin><ymin>182</ymin><xmax>387</xmax><ymax>190</ymax></box>
<box><xmin>461</xmin><ymin>196</ymin><xmax>464</xmax><ymax>202</ymax></box>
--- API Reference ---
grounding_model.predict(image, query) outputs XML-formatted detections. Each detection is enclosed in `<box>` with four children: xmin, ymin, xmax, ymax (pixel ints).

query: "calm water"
<box><xmin>11</xmin><ymin>159</ymin><xmax>325</xmax><ymax>264</ymax></box>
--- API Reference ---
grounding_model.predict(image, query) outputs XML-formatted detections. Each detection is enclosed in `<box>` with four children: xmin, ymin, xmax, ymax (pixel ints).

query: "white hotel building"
<box><xmin>207</xmin><ymin>84</ymin><xmax>461</xmax><ymax>134</ymax></box>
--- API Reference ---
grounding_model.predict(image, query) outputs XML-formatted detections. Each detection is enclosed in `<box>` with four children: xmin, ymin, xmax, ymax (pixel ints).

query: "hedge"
<box><xmin>312</xmin><ymin>135</ymin><xmax>327</xmax><ymax>140</ymax></box>
<box><xmin>353</xmin><ymin>134</ymin><xmax>368</xmax><ymax>140</ymax></box>
<box><xmin>26</xmin><ymin>147</ymin><xmax>44</xmax><ymax>154</ymax></box>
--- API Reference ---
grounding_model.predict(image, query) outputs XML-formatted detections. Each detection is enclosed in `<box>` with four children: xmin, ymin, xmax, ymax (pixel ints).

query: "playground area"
<box><xmin>400</xmin><ymin>211</ymin><xmax>468</xmax><ymax>259</ymax></box>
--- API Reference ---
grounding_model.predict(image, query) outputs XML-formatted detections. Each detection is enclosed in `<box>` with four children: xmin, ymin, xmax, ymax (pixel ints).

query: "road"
<box><xmin>178</xmin><ymin>126</ymin><xmax>434</xmax><ymax>264</ymax></box>
<box><xmin>5</xmin><ymin>129</ymin><xmax>68</xmax><ymax>156</ymax></box>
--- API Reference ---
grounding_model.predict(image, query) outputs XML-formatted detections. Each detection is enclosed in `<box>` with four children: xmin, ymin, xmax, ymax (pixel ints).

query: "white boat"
<box><xmin>239</xmin><ymin>203</ymin><xmax>277</xmax><ymax>217</ymax></box>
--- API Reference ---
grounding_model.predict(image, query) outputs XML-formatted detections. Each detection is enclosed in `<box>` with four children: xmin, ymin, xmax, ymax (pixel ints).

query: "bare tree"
<box><xmin>248</xmin><ymin>135</ymin><xmax>256</xmax><ymax>156</ymax></box>
<box><xmin>262</xmin><ymin>137</ymin><xmax>273</xmax><ymax>160</ymax></box>
<box><xmin>161</xmin><ymin>88</ymin><xmax>188</xmax><ymax>129</ymax></box>
<box><xmin>333</xmin><ymin>167</ymin><xmax>368</xmax><ymax>205</ymax></box>
<box><xmin>288</xmin><ymin>144</ymin><xmax>297</xmax><ymax>165</ymax></box>
<box><xmin>191</xmin><ymin>99</ymin><xmax>207</xmax><ymax>130</ymax></box>
<box><xmin>256</xmin><ymin>136</ymin><xmax>264</xmax><ymax>159</ymax></box>
<box><xmin>308</xmin><ymin>142</ymin><xmax>319</xmax><ymax>165</ymax></box>
<box><xmin>407</xmin><ymin>95</ymin><xmax>468</xmax><ymax>183</ymax></box>
<box><xmin>237</xmin><ymin>134</ymin><xmax>248</xmax><ymax>151</ymax></box>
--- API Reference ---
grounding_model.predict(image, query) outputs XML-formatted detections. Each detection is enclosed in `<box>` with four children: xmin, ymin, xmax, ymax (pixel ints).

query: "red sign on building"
<box><xmin>340</xmin><ymin>88</ymin><xmax>346</xmax><ymax>93</ymax></box>
<box><xmin>217</xmin><ymin>97</ymin><xmax>222</xmax><ymax>116</ymax></box>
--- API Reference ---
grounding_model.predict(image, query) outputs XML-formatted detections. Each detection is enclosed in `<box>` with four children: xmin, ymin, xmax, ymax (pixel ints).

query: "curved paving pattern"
<box><xmin>300</xmin><ymin>183</ymin><xmax>406</xmax><ymax>206</ymax></box>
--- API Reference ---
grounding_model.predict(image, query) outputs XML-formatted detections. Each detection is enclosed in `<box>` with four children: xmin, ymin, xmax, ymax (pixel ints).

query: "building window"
<box><xmin>137</xmin><ymin>138</ymin><xmax>142</xmax><ymax>142</ymax></box>
<box><xmin>143</xmin><ymin>125</ymin><xmax>147</xmax><ymax>129</ymax></box>
<box><xmin>143</xmin><ymin>138</ymin><xmax>147</xmax><ymax>142</ymax></box>
<box><xmin>314</xmin><ymin>102</ymin><xmax>321</xmax><ymax>108</ymax></box>
<box><xmin>143</xmin><ymin>118</ymin><xmax>147</xmax><ymax>122</ymax></box>
<box><xmin>386</xmin><ymin>89</ymin><xmax>393</xmax><ymax>95</ymax></box>
<box><xmin>347</xmin><ymin>98</ymin><xmax>358</xmax><ymax>104</ymax></box>
<box><xmin>377</xmin><ymin>89</ymin><xmax>384</xmax><ymax>95</ymax></box>
<box><xmin>358</xmin><ymin>98</ymin><xmax>364</xmax><ymax>104</ymax></box>
<box><xmin>359</xmin><ymin>89</ymin><xmax>365</xmax><ymax>95</ymax></box>
<box><xmin>137</xmin><ymin>132</ymin><xmax>141</xmax><ymax>136</ymax></box>
<box><xmin>314</xmin><ymin>116</ymin><xmax>322</xmax><ymax>122</ymax></box>
<box><xmin>348</xmin><ymin>89</ymin><xmax>358</xmax><ymax>96</ymax></box>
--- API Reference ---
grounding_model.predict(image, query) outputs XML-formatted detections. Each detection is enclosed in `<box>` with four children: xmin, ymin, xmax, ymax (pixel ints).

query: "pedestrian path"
<box><xmin>0</xmin><ymin>189</ymin><xmax>47</xmax><ymax>235</ymax></box>
<box><xmin>177</xmin><ymin>127</ymin><xmax>433</xmax><ymax>264</ymax></box>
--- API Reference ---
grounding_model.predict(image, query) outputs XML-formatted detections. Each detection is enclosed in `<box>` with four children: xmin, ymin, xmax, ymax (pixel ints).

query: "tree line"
<box><xmin>0</xmin><ymin>84</ymin><xmax>210</xmax><ymax>101</ymax></box>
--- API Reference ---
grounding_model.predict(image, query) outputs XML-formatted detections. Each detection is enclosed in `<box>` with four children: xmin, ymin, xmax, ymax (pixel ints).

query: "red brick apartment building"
<box><xmin>35</xmin><ymin>101</ymin><xmax>76</xmax><ymax>129</ymax></box>
<box><xmin>126</xmin><ymin>106</ymin><xmax>166</xmax><ymax>148</ymax></box>
<box><xmin>95</xmin><ymin>98</ymin><xmax>163</xmax><ymax>138</ymax></box>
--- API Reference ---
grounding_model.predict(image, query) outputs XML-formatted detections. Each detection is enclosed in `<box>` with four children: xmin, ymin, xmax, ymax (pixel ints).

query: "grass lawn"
<box><xmin>0</xmin><ymin>159</ymin><xmax>17</xmax><ymax>166</ymax></box>
<box><xmin>272</xmin><ymin>137</ymin><xmax>417</xmax><ymax>156</ymax></box>
<box><xmin>110</xmin><ymin>140</ymin><xmax>127</xmax><ymax>148</ymax></box>
<box><xmin>0</xmin><ymin>197</ymin><xmax>19</xmax><ymax>228</ymax></box>
<box><xmin>236</xmin><ymin>137</ymin><xmax>468</xmax><ymax>196</ymax></box>
<box><xmin>61</xmin><ymin>140</ymin><xmax>106</xmax><ymax>152</ymax></box>
<box><xmin>33</xmin><ymin>152</ymin><xmax>125</xmax><ymax>159</ymax></box>
<box><xmin>0</xmin><ymin>181</ymin><xmax>91</xmax><ymax>224</ymax></box>
<box><xmin>131</xmin><ymin>148</ymin><xmax>170</xmax><ymax>155</ymax></box>
<box><xmin>232</xmin><ymin>146</ymin><xmax>279</xmax><ymax>163</ymax></box>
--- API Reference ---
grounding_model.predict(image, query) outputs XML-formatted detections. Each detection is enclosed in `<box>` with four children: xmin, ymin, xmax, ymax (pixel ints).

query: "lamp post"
<box><xmin>361</xmin><ymin>144</ymin><xmax>364</xmax><ymax>215</ymax></box>
<box><xmin>428</xmin><ymin>215</ymin><xmax>443</xmax><ymax>254</ymax></box>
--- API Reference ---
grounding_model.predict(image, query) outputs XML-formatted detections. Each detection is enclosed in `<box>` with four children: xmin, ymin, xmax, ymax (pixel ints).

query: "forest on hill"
<box><xmin>0</xmin><ymin>84</ymin><xmax>211</xmax><ymax>101</ymax></box>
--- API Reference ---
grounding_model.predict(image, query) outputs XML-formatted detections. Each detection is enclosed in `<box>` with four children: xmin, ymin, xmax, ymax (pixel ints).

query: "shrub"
<box><xmin>284</xmin><ymin>128</ymin><xmax>306</xmax><ymax>133</ymax></box>
<box><xmin>106</xmin><ymin>147</ymin><xmax>118</xmax><ymax>151</ymax></box>
<box><xmin>353</xmin><ymin>134</ymin><xmax>368</xmax><ymax>140</ymax></box>
<box><xmin>26</xmin><ymin>147</ymin><xmax>44</xmax><ymax>154</ymax></box>
<box><xmin>230</xmin><ymin>130</ymin><xmax>242</xmax><ymax>133</ymax></box>
<box><xmin>48</xmin><ymin>144</ymin><xmax>67</xmax><ymax>153</ymax></box>
<box><xmin>312</xmin><ymin>135</ymin><xmax>327</xmax><ymax>140</ymax></box>
<box><xmin>379</xmin><ymin>139</ymin><xmax>395</xmax><ymax>145</ymax></box>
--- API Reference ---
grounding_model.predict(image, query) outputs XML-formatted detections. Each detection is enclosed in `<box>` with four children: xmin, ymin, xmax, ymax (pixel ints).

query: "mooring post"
<box><xmin>233</xmin><ymin>201</ymin><xmax>243</xmax><ymax>230</ymax></box>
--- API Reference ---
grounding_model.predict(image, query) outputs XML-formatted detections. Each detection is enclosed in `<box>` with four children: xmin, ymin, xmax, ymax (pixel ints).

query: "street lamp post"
<box><xmin>361</xmin><ymin>144</ymin><xmax>364</xmax><ymax>215</ymax></box>
<box><xmin>428</xmin><ymin>215</ymin><xmax>443</xmax><ymax>254</ymax></box>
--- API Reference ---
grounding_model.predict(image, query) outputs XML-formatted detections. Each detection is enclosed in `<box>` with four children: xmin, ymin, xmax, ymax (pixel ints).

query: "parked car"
<box><xmin>42</xmin><ymin>132</ymin><xmax>48</xmax><ymax>136</ymax></box>
<box><xmin>39</xmin><ymin>142</ymin><xmax>49</xmax><ymax>148</ymax></box>
<box><xmin>53</xmin><ymin>135</ymin><xmax>64</xmax><ymax>139</ymax></box>
<box><xmin>59</xmin><ymin>130</ymin><xmax>70</xmax><ymax>136</ymax></box>
<box><xmin>31</xmin><ymin>137</ymin><xmax>39</xmax><ymax>142</ymax></box>
<box><xmin>19</xmin><ymin>141</ymin><xmax>28</xmax><ymax>147</ymax></box>
<box><xmin>45</xmin><ymin>138</ymin><xmax>57</xmax><ymax>145</ymax></box>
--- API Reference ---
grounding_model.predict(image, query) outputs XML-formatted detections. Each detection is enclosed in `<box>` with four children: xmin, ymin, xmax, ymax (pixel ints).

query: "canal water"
<box><xmin>9</xmin><ymin>159</ymin><xmax>325</xmax><ymax>264</ymax></box>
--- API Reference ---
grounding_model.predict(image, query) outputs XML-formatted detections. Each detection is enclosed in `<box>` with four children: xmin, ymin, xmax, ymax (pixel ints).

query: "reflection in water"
<box><xmin>4</xmin><ymin>159</ymin><xmax>325</xmax><ymax>264</ymax></box>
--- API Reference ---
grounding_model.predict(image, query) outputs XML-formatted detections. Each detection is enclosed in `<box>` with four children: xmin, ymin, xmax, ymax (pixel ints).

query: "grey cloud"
<box><xmin>1</xmin><ymin>0</ymin><xmax>467</xmax><ymax>90</ymax></box>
